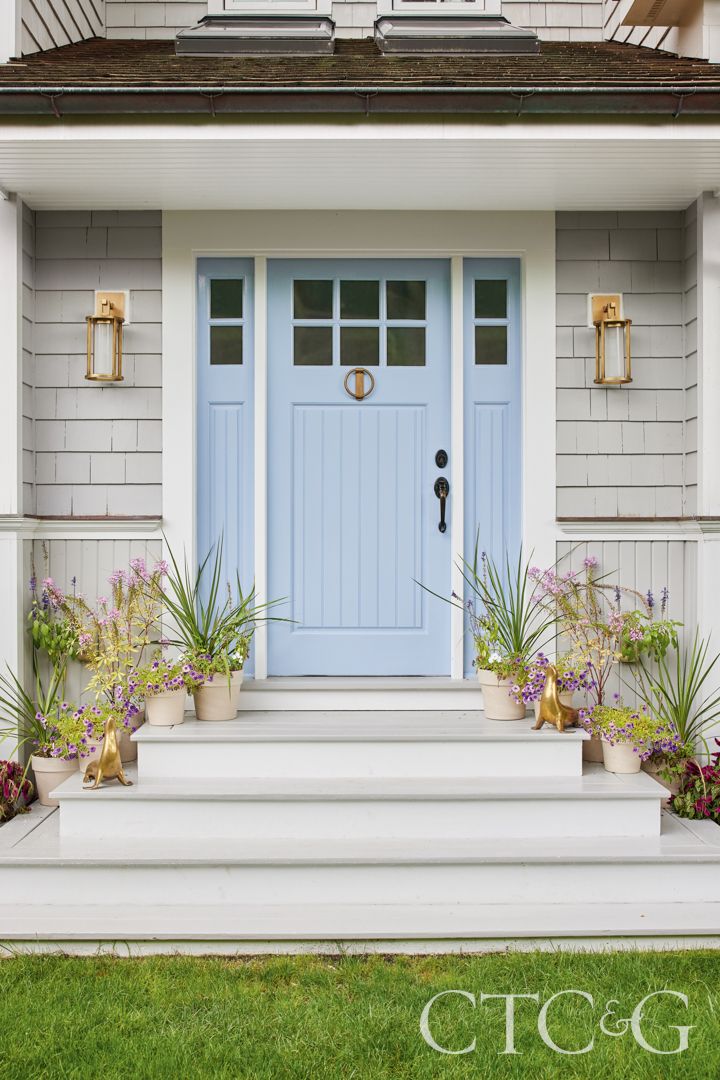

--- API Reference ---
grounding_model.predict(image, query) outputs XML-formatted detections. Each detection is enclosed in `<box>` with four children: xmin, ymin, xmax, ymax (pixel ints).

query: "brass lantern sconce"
<box><xmin>85</xmin><ymin>291</ymin><xmax>126</xmax><ymax>382</ymax></box>
<box><xmin>592</xmin><ymin>294</ymin><xmax>632</xmax><ymax>386</ymax></box>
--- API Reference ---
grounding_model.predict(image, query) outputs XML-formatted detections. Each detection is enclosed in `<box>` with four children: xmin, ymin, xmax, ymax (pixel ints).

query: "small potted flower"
<box><xmin>130</xmin><ymin>656</ymin><xmax>204</xmax><ymax>727</ymax></box>
<box><xmin>581</xmin><ymin>701</ymin><xmax>682</xmax><ymax>774</ymax></box>
<box><xmin>160</xmin><ymin>539</ymin><xmax>285</xmax><ymax>723</ymax></box>
<box><xmin>0</xmin><ymin>669</ymin><xmax>80</xmax><ymax>806</ymax></box>
<box><xmin>512</xmin><ymin>652</ymin><xmax>593</xmax><ymax>722</ymax></box>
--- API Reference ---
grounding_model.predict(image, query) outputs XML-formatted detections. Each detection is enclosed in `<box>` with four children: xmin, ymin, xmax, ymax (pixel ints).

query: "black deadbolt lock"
<box><xmin>435</xmin><ymin>449</ymin><xmax>448</xmax><ymax>468</ymax></box>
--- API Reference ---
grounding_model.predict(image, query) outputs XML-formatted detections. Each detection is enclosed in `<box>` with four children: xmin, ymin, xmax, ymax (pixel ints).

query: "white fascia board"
<box><xmin>2</xmin><ymin>119</ymin><xmax>720</xmax><ymax>144</ymax></box>
<box><xmin>0</xmin><ymin>2</ymin><xmax>20</xmax><ymax>64</ymax></box>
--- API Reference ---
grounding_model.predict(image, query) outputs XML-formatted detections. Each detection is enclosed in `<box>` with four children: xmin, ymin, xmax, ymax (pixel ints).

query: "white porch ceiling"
<box><xmin>1</xmin><ymin>121</ymin><xmax>720</xmax><ymax>210</ymax></box>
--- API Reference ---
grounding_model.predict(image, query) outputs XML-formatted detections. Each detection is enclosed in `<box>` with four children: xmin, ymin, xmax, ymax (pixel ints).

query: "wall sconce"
<box><xmin>592</xmin><ymin>294</ymin><xmax>632</xmax><ymax>385</ymax></box>
<box><xmin>85</xmin><ymin>291</ymin><xmax>126</xmax><ymax>382</ymax></box>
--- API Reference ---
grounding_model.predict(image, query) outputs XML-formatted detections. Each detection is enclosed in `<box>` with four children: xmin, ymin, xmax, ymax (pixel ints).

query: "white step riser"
<box><xmin>238</xmin><ymin>690</ymin><xmax>485</xmax><ymax>712</ymax></box>
<box><xmin>58</xmin><ymin>796</ymin><xmax>660</xmax><ymax>841</ymax></box>
<box><xmin>1</xmin><ymin>860</ymin><xmax>715</xmax><ymax>907</ymax></box>
<box><xmin>137</xmin><ymin>740</ymin><xmax>583</xmax><ymax>780</ymax></box>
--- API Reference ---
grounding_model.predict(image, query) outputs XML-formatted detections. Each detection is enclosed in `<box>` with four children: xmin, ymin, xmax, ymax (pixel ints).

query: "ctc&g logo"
<box><xmin>420</xmin><ymin>989</ymin><xmax>692</xmax><ymax>1056</ymax></box>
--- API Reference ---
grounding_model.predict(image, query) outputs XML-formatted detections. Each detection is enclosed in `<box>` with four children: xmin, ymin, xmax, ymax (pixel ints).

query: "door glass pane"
<box><xmin>294</xmin><ymin>280</ymin><xmax>333</xmax><ymax>319</ymax></box>
<box><xmin>340</xmin><ymin>327</ymin><xmax>379</xmax><ymax>367</ymax></box>
<box><xmin>210</xmin><ymin>278</ymin><xmax>243</xmax><ymax>319</ymax></box>
<box><xmin>294</xmin><ymin>326</ymin><xmax>333</xmax><ymax>366</ymax></box>
<box><xmin>475</xmin><ymin>279</ymin><xmax>507</xmax><ymax>319</ymax></box>
<box><xmin>210</xmin><ymin>325</ymin><xmax>243</xmax><ymax>365</ymax></box>
<box><xmin>387</xmin><ymin>280</ymin><xmax>426</xmax><ymax>321</ymax></box>
<box><xmin>387</xmin><ymin>327</ymin><xmax>426</xmax><ymax>367</ymax></box>
<box><xmin>340</xmin><ymin>280</ymin><xmax>379</xmax><ymax>320</ymax></box>
<box><xmin>475</xmin><ymin>325</ymin><xmax>507</xmax><ymax>365</ymax></box>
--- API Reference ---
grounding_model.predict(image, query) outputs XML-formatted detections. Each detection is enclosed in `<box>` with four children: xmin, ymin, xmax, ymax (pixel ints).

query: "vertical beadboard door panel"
<box><xmin>267</xmin><ymin>259</ymin><xmax>451</xmax><ymax>676</ymax></box>
<box><xmin>463</xmin><ymin>259</ymin><xmax>522</xmax><ymax>675</ymax></box>
<box><xmin>196</xmin><ymin>258</ymin><xmax>254</xmax><ymax>671</ymax></box>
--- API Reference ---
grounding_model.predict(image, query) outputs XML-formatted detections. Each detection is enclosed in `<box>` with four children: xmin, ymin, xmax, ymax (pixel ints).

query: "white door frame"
<box><xmin>163</xmin><ymin>211</ymin><xmax>556</xmax><ymax>681</ymax></box>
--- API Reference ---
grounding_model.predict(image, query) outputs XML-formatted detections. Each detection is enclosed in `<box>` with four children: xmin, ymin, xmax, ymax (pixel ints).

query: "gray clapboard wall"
<box><xmin>32</xmin><ymin>210</ymin><xmax>162</xmax><ymax>517</ymax></box>
<box><xmin>21</xmin><ymin>0</ymin><xmax>105</xmax><ymax>55</ymax></box>
<box><xmin>556</xmin><ymin>210</ymin><xmax>688</xmax><ymax>518</ymax></box>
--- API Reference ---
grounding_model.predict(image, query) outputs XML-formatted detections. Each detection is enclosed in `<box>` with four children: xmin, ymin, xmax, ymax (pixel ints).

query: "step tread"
<box><xmin>2</xmin><ymin>900</ymin><xmax>720</xmax><ymax>939</ymax></box>
<box><xmin>241</xmin><ymin>678</ymin><xmax>477</xmax><ymax>691</ymax></box>
<box><xmin>7</xmin><ymin>809</ymin><xmax>716</xmax><ymax>864</ymax></box>
<box><xmin>133</xmin><ymin>711</ymin><xmax>588</xmax><ymax>743</ymax></box>
<box><xmin>51</xmin><ymin>762</ymin><xmax>663</xmax><ymax>802</ymax></box>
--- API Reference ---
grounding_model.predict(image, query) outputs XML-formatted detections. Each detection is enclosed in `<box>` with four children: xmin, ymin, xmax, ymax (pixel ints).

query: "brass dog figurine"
<box><xmin>83</xmin><ymin>716</ymin><xmax>133</xmax><ymax>790</ymax></box>
<box><xmin>532</xmin><ymin>664</ymin><xmax>579</xmax><ymax>734</ymax></box>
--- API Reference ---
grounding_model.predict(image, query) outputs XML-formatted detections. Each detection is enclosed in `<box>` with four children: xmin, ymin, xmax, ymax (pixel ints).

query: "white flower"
<box><xmin>488</xmin><ymin>652</ymin><xmax>502</xmax><ymax>664</ymax></box>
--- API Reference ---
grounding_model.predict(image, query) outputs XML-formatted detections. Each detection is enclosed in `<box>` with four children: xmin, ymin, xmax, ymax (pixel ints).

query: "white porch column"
<box><xmin>0</xmin><ymin>2</ymin><xmax>21</xmax><ymax>63</ymax></box>
<box><xmin>0</xmin><ymin>194</ymin><xmax>25</xmax><ymax>757</ymax></box>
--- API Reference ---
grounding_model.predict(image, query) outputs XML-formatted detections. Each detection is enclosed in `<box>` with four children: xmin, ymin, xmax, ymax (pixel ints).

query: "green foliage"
<box><xmin>160</xmin><ymin>536</ymin><xmax>285</xmax><ymax>675</ymax></box>
<box><xmin>618</xmin><ymin>611</ymin><xmax>681</xmax><ymax>664</ymax></box>
<box><xmin>633</xmin><ymin>632</ymin><xmax>720</xmax><ymax>755</ymax></box>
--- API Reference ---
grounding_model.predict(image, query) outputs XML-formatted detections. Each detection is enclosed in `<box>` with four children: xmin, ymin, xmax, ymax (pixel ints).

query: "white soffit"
<box><xmin>0</xmin><ymin>122</ymin><xmax>719</xmax><ymax>209</ymax></box>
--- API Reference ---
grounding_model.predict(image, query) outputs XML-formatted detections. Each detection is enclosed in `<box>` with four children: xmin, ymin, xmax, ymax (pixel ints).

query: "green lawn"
<box><xmin>0</xmin><ymin>951</ymin><xmax>719</xmax><ymax>1079</ymax></box>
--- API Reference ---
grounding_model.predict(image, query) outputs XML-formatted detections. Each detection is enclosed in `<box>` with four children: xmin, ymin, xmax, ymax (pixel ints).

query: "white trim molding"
<box><xmin>0</xmin><ymin>516</ymin><xmax>164</xmax><ymax>540</ymax></box>
<box><xmin>0</xmin><ymin>196</ymin><xmax>22</xmax><ymax>518</ymax></box>
<box><xmin>162</xmin><ymin>210</ymin><xmax>556</xmax><ymax>679</ymax></box>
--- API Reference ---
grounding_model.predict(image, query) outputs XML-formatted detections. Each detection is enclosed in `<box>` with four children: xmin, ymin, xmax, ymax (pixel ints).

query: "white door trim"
<box><xmin>163</xmin><ymin>211</ymin><xmax>556</xmax><ymax>680</ymax></box>
<box><xmin>450</xmin><ymin>255</ymin><xmax>465</xmax><ymax>680</ymax></box>
<box><xmin>253</xmin><ymin>256</ymin><xmax>269</xmax><ymax>680</ymax></box>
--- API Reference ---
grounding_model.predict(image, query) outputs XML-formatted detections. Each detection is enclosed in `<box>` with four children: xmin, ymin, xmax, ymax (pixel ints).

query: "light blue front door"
<box><xmin>267</xmin><ymin>259</ymin><xmax>452</xmax><ymax>676</ymax></box>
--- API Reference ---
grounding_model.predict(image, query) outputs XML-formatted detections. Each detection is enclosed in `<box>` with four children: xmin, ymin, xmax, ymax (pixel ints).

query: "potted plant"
<box><xmin>617</xmin><ymin>588</ymin><xmax>681</xmax><ymax>664</ymax></box>
<box><xmin>511</xmin><ymin>652</ymin><xmax>593</xmax><ymax>721</ymax></box>
<box><xmin>0</xmin><ymin>670</ymin><xmax>80</xmax><ymax>806</ymax></box>
<box><xmin>160</xmin><ymin>538</ymin><xmax>284</xmax><ymax>722</ymax></box>
<box><xmin>632</xmin><ymin>631</ymin><xmax>720</xmax><ymax>793</ymax></box>
<box><xmin>129</xmin><ymin>656</ymin><xmax>205</xmax><ymax>727</ymax></box>
<box><xmin>581</xmin><ymin>701</ymin><xmax>682</xmax><ymax>774</ymax></box>
<box><xmin>425</xmin><ymin>546</ymin><xmax>557</xmax><ymax>721</ymax></box>
<box><xmin>0</xmin><ymin>760</ymin><xmax>34</xmax><ymax>823</ymax></box>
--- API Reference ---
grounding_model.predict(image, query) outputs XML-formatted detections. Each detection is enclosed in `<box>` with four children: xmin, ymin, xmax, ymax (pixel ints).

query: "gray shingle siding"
<box><xmin>32</xmin><ymin>210</ymin><xmax>162</xmax><ymax>517</ymax></box>
<box><xmin>556</xmin><ymin>210</ymin><xmax>691</xmax><ymax>518</ymax></box>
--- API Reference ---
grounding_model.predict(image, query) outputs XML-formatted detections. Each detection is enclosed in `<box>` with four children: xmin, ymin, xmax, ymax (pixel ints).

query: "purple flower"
<box><xmin>646</xmin><ymin>589</ymin><xmax>655</xmax><ymax>612</ymax></box>
<box><xmin>583</xmin><ymin>556</ymin><xmax>599</xmax><ymax>570</ymax></box>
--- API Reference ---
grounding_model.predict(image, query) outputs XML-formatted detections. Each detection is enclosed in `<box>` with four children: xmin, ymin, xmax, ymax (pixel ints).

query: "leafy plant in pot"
<box><xmin>0</xmin><ymin>669</ymin><xmax>80</xmax><ymax>806</ymax></box>
<box><xmin>632</xmin><ymin>632</ymin><xmax>720</xmax><ymax>794</ymax></box>
<box><xmin>129</xmin><ymin>656</ymin><xmax>206</xmax><ymax>727</ymax></box>
<box><xmin>581</xmin><ymin>701</ymin><xmax>681</xmax><ymax>775</ymax></box>
<box><xmin>511</xmin><ymin>651</ymin><xmax>594</xmax><ymax>721</ymax></box>
<box><xmin>160</xmin><ymin>538</ymin><xmax>286</xmax><ymax>722</ymax></box>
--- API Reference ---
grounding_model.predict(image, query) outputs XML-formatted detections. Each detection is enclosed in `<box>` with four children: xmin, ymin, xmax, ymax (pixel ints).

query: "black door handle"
<box><xmin>434</xmin><ymin>477</ymin><xmax>449</xmax><ymax>533</ymax></box>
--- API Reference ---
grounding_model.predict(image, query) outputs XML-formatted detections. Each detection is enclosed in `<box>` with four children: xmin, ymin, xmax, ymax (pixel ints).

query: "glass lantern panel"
<box><xmin>92</xmin><ymin>320</ymin><xmax>115</xmax><ymax>377</ymax></box>
<box><xmin>603</xmin><ymin>324</ymin><xmax>626</xmax><ymax>381</ymax></box>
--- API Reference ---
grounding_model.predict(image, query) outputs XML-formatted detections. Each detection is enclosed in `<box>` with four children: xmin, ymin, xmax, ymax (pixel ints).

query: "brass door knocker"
<box><xmin>343</xmin><ymin>367</ymin><xmax>375</xmax><ymax>401</ymax></box>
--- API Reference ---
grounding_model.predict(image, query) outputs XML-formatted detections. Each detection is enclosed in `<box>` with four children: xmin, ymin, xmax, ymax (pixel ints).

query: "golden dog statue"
<box><xmin>83</xmin><ymin>716</ymin><xmax>133</xmax><ymax>790</ymax></box>
<box><xmin>532</xmin><ymin>664</ymin><xmax>579</xmax><ymax>734</ymax></box>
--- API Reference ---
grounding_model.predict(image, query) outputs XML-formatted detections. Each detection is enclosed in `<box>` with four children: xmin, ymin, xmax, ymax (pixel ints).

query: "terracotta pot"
<box><xmin>194</xmin><ymin>672</ymin><xmax>244</xmax><ymax>722</ymax></box>
<box><xmin>602</xmin><ymin>740</ymin><xmax>641</xmax><ymax>774</ymax></box>
<box><xmin>31</xmin><ymin>754</ymin><xmax>77</xmax><ymax>807</ymax></box>
<box><xmin>583</xmin><ymin>734</ymin><xmax>604</xmax><ymax>763</ymax></box>
<box><xmin>118</xmin><ymin>724</ymin><xmax>138</xmax><ymax>763</ymax></box>
<box><xmin>146</xmin><ymin>688</ymin><xmax>186</xmax><ymax>727</ymax></box>
<box><xmin>476</xmin><ymin>669</ymin><xmax>526</xmax><ymax>721</ymax></box>
<box><xmin>533</xmin><ymin>691</ymin><xmax>575</xmax><ymax>723</ymax></box>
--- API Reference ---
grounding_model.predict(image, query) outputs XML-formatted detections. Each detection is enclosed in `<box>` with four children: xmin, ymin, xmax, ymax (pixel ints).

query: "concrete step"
<box><xmin>133</xmin><ymin>711</ymin><xmax>587</xmax><ymax>780</ymax></box>
<box><xmin>0</xmin><ymin>811</ymin><xmax>718</xmax><ymax>915</ymax></box>
<box><xmin>51</xmin><ymin>763</ymin><xmax>664</xmax><ymax>841</ymax></box>
<box><xmin>237</xmin><ymin>677</ymin><xmax>485</xmax><ymax>712</ymax></box>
